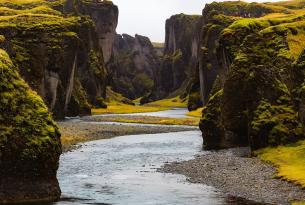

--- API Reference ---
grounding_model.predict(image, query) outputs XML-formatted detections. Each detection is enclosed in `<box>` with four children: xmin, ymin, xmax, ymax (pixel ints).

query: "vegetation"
<box><xmin>257</xmin><ymin>140</ymin><xmax>305</xmax><ymax>188</ymax></box>
<box><xmin>187</xmin><ymin>108</ymin><xmax>203</xmax><ymax>118</ymax></box>
<box><xmin>92</xmin><ymin>116</ymin><xmax>199</xmax><ymax>126</ymax></box>
<box><xmin>0</xmin><ymin>48</ymin><xmax>61</xmax><ymax>169</ymax></box>
<box><xmin>92</xmin><ymin>104</ymin><xmax>168</xmax><ymax>115</ymax></box>
<box><xmin>61</xmin><ymin>134</ymin><xmax>87</xmax><ymax>152</ymax></box>
<box><xmin>292</xmin><ymin>202</ymin><xmax>305</xmax><ymax>205</ymax></box>
<box><xmin>147</xmin><ymin>96</ymin><xmax>187</xmax><ymax>108</ymax></box>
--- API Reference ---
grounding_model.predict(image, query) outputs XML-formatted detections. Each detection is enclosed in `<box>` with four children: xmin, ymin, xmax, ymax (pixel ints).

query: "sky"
<box><xmin>112</xmin><ymin>0</ymin><xmax>277</xmax><ymax>43</ymax></box>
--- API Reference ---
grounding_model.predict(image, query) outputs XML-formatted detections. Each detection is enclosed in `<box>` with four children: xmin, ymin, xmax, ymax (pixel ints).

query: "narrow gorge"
<box><xmin>1</xmin><ymin>0</ymin><xmax>305</xmax><ymax>204</ymax></box>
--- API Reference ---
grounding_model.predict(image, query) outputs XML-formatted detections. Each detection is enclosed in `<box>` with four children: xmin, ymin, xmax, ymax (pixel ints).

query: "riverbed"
<box><xmin>53</xmin><ymin>109</ymin><xmax>267</xmax><ymax>205</ymax></box>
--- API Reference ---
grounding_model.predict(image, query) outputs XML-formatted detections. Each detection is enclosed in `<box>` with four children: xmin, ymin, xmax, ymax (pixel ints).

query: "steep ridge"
<box><xmin>0</xmin><ymin>0</ymin><xmax>118</xmax><ymax>119</ymax></box>
<box><xmin>197</xmin><ymin>1</ymin><xmax>305</xmax><ymax>150</ymax></box>
<box><xmin>108</xmin><ymin>34</ymin><xmax>160</xmax><ymax>99</ymax></box>
<box><xmin>0</xmin><ymin>49</ymin><xmax>61</xmax><ymax>203</ymax></box>
<box><xmin>142</xmin><ymin>14</ymin><xmax>202</xmax><ymax>108</ymax></box>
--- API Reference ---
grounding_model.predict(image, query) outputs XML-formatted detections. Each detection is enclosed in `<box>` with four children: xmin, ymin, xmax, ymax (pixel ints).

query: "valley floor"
<box><xmin>160</xmin><ymin>147</ymin><xmax>305</xmax><ymax>205</ymax></box>
<box><xmin>59</xmin><ymin>119</ymin><xmax>196</xmax><ymax>152</ymax></box>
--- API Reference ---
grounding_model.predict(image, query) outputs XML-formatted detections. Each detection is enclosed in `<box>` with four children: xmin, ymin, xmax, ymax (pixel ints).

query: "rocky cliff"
<box><xmin>197</xmin><ymin>1</ymin><xmax>305</xmax><ymax>150</ymax></box>
<box><xmin>108</xmin><ymin>34</ymin><xmax>160</xmax><ymax>99</ymax></box>
<box><xmin>65</xmin><ymin>0</ymin><xmax>119</xmax><ymax>65</ymax></box>
<box><xmin>0</xmin><ymin>49</ymin><xmax>61</xmax><ymax>203</ymax></box>
<box><xmin>0</xmin><ymin>0</ymin><xmax>118</xmax><ymax>119</ymax></box>
<box><xmin>142</xmin><ymin>14</ymin><xmax>203</xmax><ymax>109</ymax></box>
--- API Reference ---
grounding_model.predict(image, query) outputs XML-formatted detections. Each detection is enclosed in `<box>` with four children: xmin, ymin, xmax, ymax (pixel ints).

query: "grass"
<box><xmin>107</xmin><ymin>118</ymin><xmax>199</xmax><ymax>126</ymax></box>
<box><xmin>187</xmin><ymin>108</ymin><xmax>203</xmax><ymax>118</ymax></box>
<box><xmin>61</xmin><ymin>134</ymin><xmax>88</xmax><ymax>152</ymax></box>
<box><xmin>147</xmin><ymin>96</ymin><xmax>187</xmax><ymax>108</ymax></box>
<box><xmin>90</xmin><ymin>116</ymin><xmax>200</xmax><ymax>126</ymax></box>
<box><xmin>92</xmin><ymin>104</ymin><xmax>168</xmax><ymax>115</ymax></box>
<box><xmin>287</xmin><ymin>31</ymin><xmax>305</xmax><ymax>58</ymax></box>
<box><xmin>0</xmin><ymin>0</ymin><xmax>45</xmax><ymax>4</ymax></box>
<box><xmin>292</xmin><ymin>202</ymin><xmax>305</xmax><ymax>205</ymax></box>
<box><xmin>257</xmin><ymin>140</ymin><xmax>305</xmax><ymax>188</ymax></box>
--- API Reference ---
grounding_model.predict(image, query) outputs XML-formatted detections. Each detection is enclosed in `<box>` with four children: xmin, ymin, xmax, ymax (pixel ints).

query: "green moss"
<box><xmin>199</xmin><ymin>89</ymin><xmax>224</xmax><ymax>149</ymax></box>
<box><xmin>250</xmin><ymin>100</ymin><xmax>303</xmax><ymax>149</ymax></box>
<box><xmin>0</xmin><ymin>34</ymin><xmax>4</xmax><ymax>43</ymax></box>
<box><xmin>89</xmin><ymin>49</ymin><xmax>105</xmax><ymax>77</ymax></box>
<box><xmin>0</xmin><ymin>49</ymin><xmax>61</xmax><ymax>163</ymax></box>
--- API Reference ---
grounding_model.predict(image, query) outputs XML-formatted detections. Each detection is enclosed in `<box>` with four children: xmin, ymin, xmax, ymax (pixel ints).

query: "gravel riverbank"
<box><xmin>160</xmin><ymin>148</ymin><xmax>305</xmax><ymax>205</ymax></box>
<box><xmin>58</xmin><ymin>120</ymin><xmax>196</xmax><ymax>152</ymax></box>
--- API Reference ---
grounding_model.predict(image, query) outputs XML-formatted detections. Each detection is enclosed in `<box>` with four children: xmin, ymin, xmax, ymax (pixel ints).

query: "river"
<box><xmin>52</xmin><ymin>109</ymin><xmax>262</xmax><ymax>205</ymax></box>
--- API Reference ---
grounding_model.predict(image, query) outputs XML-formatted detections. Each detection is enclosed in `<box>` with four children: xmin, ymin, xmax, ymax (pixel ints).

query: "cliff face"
<box><xmin>0</xmin><ymin>49</ymin><xmax>61</xmax><ymax>203</ymax></box>
<box><xmin>143</xmin><ymin>14</ymin><xmax>202</xmax><ymax>106</ymax></box>
<box><xmin>73</xmin><ymin>0</ymin><xmax>119</xmax><ymax>65</ymax></box>
<box><xmin>198</xmin><ymin>1</ymin><xmax>305</xmax><ymax>150</ymax></box>
<box><xmin>0</xmin><ymin>0</ymin><xmax>118</xmax><ymax>119</ymax></box>
<box><xmin>108</xmin><ymin>34</ymin><xmax>160</xmax><ymax>99</ymax></box>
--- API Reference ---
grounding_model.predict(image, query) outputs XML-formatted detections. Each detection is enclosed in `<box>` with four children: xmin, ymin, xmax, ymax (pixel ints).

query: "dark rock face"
<box><xmin>198</xmin><ymin>1</ymin><xmax>305</xmax><ymax>150</ymax></box>
<box><xmin>0</xmin><ymin>49</ymin><xmax>61</xmax><ymax>203</ymax></box>
<box><xmin>0</xmin><ymin>0</ymin><xmax>119</xmax><ymax>119</ymax></box>
<box><xmin>143</xmin><ymin>14</ymin><xmax>202</xmax><ymax>106</ymax></box>
<box><xmin>108</xmin><ymin>34</ymin><xmax>160</xmax><ymax>99</ymax></box>
<box><xmin>72</xmin><ymin>0</ymin><xmax>119</xmax><ymax>65</ymax></box>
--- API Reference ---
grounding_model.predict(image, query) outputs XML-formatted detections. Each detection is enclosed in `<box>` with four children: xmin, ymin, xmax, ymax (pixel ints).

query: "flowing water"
<box><xmin>53</xmin><ymin>109</ymin><xmax>264</xmax><ymax>205</ymax></box>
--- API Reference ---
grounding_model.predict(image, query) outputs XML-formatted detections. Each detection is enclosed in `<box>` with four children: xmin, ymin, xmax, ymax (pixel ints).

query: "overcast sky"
<box><xmin>112</xmin><ymin>0</ymin><xmax>278</xmax><ymax>42</ymax></box>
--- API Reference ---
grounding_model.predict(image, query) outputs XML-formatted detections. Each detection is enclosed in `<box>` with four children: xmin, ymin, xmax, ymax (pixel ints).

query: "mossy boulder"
<box><xmin>0</xmin><ymin>49</ymin><xmax>61</xmax><ymax>203</ymax></box>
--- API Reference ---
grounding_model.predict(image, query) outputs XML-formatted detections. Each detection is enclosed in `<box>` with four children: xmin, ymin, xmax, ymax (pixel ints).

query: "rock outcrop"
<box><xmin>197</xmin><ymin>1</ymin><xmax>305</xmax><ymax>150</ymax></box>
<box><xmin>66</xmin><ymin>0</ymin><xmax>119</xmax><ymax>65</ymax></box>
<box><xmin>143</xmin><ymin>14</ymin><xmax>203</xmax><ymax>109</ymax></box>
<box><xmin>108</xmin><ymin>34</ymin><xmax>160</xmax><ymax>99</ymax></box>
<box><xmin>0</xmin><ymin>49</ymin><xmax>61</xmax><ymax>203</ymax></box>
<box><xmin>0</xmin><ymin>0</ymin><xmax>119</xmax><ymax>119</ymax></box>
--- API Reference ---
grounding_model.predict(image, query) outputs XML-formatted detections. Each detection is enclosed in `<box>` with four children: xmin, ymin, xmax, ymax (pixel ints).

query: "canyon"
<box><xmin>1</xmin><ymin>0</ymin><xmax>305</xmax><ymax>204</ymax></box>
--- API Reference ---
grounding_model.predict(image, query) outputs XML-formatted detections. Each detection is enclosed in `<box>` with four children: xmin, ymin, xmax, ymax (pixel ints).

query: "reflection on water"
<box><xmin>46</xmin><ymin>131</ymin><xmax>267</xmax><ymax>205</ymax></box>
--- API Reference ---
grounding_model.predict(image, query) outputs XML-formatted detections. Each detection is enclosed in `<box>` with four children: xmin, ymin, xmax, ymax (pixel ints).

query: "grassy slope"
<box><xmin>257</xmin><ymin>140</ymin><xmax>305</xmax><ymax>187</ymax></box>
<box><xmin>147</xmin><ymin>96</ymin><xmax>188</xmax><ymax>108</ymax></box>
<box><xmin>94</xmin><ymin>87</ymin><xmax>169</xmax><ymax>114</ymax></box>
<box><xmin>187</xmin><ymin>108</ymin><xmax>203</xmax><ymax>118</ymax></box>
<box><xmin>257</xmin><ymin>141</ymin><xmax>305</xmax><ymax>204</ymax></box>
<box><xmin>92</xmin><ymin>105</ymin><xmax>167</xmax><ymax>115</ymax></box>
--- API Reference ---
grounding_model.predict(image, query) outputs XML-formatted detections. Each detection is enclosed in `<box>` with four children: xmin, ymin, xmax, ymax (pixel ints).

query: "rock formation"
<box><xmin>0</xmin><ymin>0</ymin><xmax>119</xmax><ymax>119</ymax></box>
<box><xmin>143</xmin><ymin>14</ymin><xmax>202</xmax><ymax>109</ymax></box>
<box><xmin>68</xmin><ymin>0</ymin><xmax>119</xmax><ymax>65</ymax></box>
<box><xmin>0</xmin><ymin>49</ymin><xmax>61</xmax><ymax>203</ymax></box>
<box><xmin>197</xmin><ymin>1</ymin><xmax>305</xmax><ymax>150</ymax></box>
<box><xmin>108</xmin><ymin>34</ymin><xmax>160</xmax><ymax>99</ymax></box>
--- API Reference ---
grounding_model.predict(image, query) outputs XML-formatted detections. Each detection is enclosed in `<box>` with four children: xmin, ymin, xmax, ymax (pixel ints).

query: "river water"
<box><xmin>53</xmin><ymin>109</ymin><xmax>262</xmax><ymax>205</ymax></box>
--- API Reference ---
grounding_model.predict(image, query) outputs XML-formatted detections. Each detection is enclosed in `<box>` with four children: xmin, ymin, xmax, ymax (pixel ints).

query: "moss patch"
<box><xmin>92</xmin><ymin>104</ymin><xmax>168</xmax><ymax>115</ymax></box>
<box><xmin>187</xmin><ymin>108</ymin><xmax>203</xmax><ymax>118</ymax></box>
<box><xmin>147</xmin><ymin>96</ymin><xmax>187</xmax><ymax>108</ymax></box>
<box><xmin>0</xmin><ymin>49</ymin><xmax>61</xmax><ymax>173</ymax></box>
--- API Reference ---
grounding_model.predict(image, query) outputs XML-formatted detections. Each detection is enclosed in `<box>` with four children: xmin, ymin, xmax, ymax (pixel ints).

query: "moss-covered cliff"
<box><xmin>198</xmin><ymin>1</ymin><xmax>305</xmax><ymax>150</ymax></box>
<box><xmin>108</xmin><ymin>34</ymin><xmax>160</xmax><ymax>99</ymax></box>
<box><xmin>0</xmin><ymin>49</ymin><xmax>61</xmax><ymax>203</ymax></box>
<box><xmin>0</xmin><ymin>0</ymin><xmax>118</xmax><ymax>119</ymax></box>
